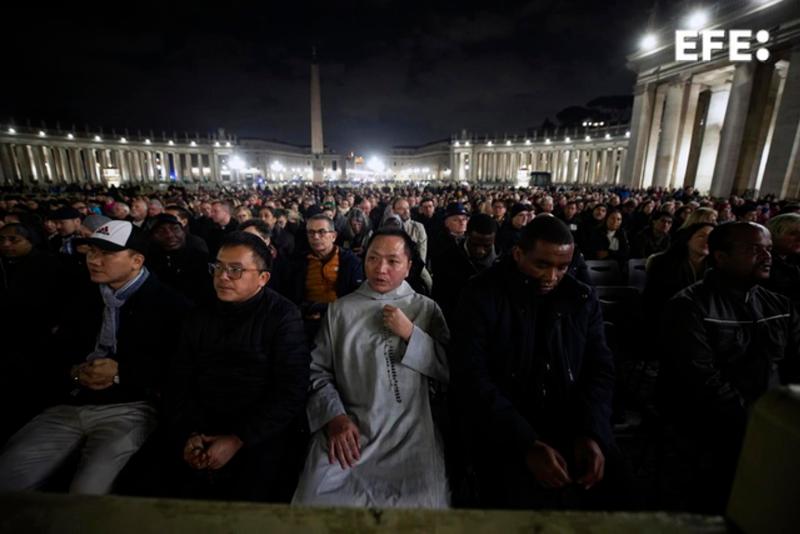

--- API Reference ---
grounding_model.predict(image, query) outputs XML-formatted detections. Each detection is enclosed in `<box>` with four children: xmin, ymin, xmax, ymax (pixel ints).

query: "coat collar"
<box><xmin>498</xmin><ymin>257</ymin><xmax>590</xmax><ymax>313</ymax></box>
<box><xmin>355</xmin><ymin>280</ymin><xmax>415</xmax><ymax>301</ymax></box>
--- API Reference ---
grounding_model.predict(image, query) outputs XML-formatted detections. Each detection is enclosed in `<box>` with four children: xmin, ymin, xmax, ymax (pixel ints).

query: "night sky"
<box><xmin>3</xmin><ymin>1</ymin><xmax>672</xmax><ymax>154</ymax></box>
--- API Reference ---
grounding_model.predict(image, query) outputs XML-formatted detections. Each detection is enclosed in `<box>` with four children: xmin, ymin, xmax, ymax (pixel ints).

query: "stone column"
<box><xmin>76</xmin><ymin>148</ymin><xmax>88</xmax><ymax>183</ymax></box>
<box><xmin>73</xmin><ymin>148</ymin><xmax>86</xmax><ymax>182</ymax></box>
<box><xmin>653</xmin><ymin>82</ymin><xmax>688</xmax><ymax>188</ymax></box>
<box><xmin>209</xmin><ymin>151</ymin><xmax>219</xmax><ymax>182</ymax></box>
<box><xmin>600</xmin><ymin>150</ymin><xmax>609</xmax><ymax>183</ymax></box>
<box><xmin>170</xmin><ymin>152</ymin><xmax>179</xmax><ymax>181</ymax></box>
<box><xmin>16</xmin><ymin>145</ymin><xmax>31</xmax><ymax>184</ymax></box>
<box><xmin>119</xmin><ymin>150</ymin><xmax>130</xmax><ymax>183</ymax></box>
<box><xmin>30</xmin><ymin>145</ymin><xmax>44</xmax><ymax>183</ymax></box>
<box><xmin>695</xmin><ymin>85</ymin><xmax>732</xmax><ymax>193</ymax></box>
<box><xmin>622</xmin><ymin>82</ymin><xmax>657</xmax><ymax>187</ymax></box>
<box><xmin>711</xmin><ymin>62</ymin><xmax>757</xmax><ymax>197</ymax></box>
<box><xmin>618</xmin><ymin>149</ymin><xmax>628</xmax><ymax>184</ymax></box>
<box><xmin>761</xmin><ymin>45</ymin><xmax>800</xmax><ymax>198</ymax></box>
<box><xmin>0</xmin><ymin>145</ymin><xmax>7</xmax><ymax>184</ymax></box>
<box><xmin>551</xmin><ymin>151</ymin><xmax>558</xmax><ymax>181</ymax></box>
<box><xmin>673</xmin><ymin>82</ymin><xmax>703</xmax><ymax>188</ymax></box>
<box><xmin>641</xmin><ymin>84</ymin><xmax>668</xmax><ymax>188</ymax></box>
<box><xmin>588</xmin><ymin>150</ymin><xmax>598</xmax><ymax>183</ymax></box>
<box><xmin>56</xmin><ymin>147</ymin><xmax>68</xmax><ymax>183</ymax></box>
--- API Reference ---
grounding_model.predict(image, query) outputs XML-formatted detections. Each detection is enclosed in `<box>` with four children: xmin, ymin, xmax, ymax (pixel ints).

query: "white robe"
<box><xmin>292</xmin><ymin>281</ymin><xmax>450</xmax><ymax>508</ymax></box>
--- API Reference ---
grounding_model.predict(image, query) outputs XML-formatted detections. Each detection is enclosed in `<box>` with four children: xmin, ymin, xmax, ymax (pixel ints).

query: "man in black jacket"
<box><xmin>167</xmin><ymin>232</ymin><xmax>310</xmax><ymax>501</ymax></box>
<box><xmin>0</xmin><ymin>221</ymin><xmax>190</xmax><ymax>494</ymax></box>
<box><xmin>452</xmin><ymin>216</ymin><xmax>621</xmax><ymax>510</ymax></box>
<box><xmin>660</xmin><ymin>222</ymin><xmax>800</xmax><ymax>513</ymax></box>
<box><xmin>203</xmin><ymin>200</ymin><xmax>239</xmax><ymax>258</ymax></box>
<box><xmin>147</xmin><ymin>214</ymin><xmax>213</xmax><ymax>305</ymax></box>
<box><xmin>432</xmin><ymin>213</ymin><xmax>497</xmax><ymax>324</ymax></box>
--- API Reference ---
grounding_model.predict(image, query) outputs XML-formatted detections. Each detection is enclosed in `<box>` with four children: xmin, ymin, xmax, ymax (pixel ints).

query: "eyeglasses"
<box><xmin>209</xmin><ymin>262</ymin><xmax>263</xmax><ymax>280</ymax></box>
<box><xmin>306</xmin><ymin>229</ymin><xmax>334</xmax><ymax>238</ymax></box>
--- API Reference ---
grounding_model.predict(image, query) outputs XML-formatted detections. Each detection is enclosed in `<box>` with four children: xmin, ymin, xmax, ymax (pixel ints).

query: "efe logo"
<box><xmin>675</xmin><ymin>30</ymin><xmax>770</xmax><ymax>62</ymax></box>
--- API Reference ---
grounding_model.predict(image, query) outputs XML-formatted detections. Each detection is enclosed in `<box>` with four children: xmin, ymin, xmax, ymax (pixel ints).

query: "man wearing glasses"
<box><xmin>167</xmin><ymin>231</ymin><xmax>310</xmax><ymax>501</ymax></box>
<box><xmin>289</xmin><ymin>214</ymin><xmax>363</xmax><ymax>342</ymax></box>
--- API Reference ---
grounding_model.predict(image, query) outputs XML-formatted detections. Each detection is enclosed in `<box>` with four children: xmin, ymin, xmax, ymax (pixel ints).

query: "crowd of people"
<box><xmin>0</xmin><ymin>181</ymin><xmax>798</xmax><ymax>513</ymax></box>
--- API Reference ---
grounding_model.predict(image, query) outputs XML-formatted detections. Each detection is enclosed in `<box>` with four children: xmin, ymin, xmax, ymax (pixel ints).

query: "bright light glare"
<box><xmin>366</xmin><ymin>156</ymin><xmax>385</xmax><ymax>173</ymax></box>
<box><xmin>686</xmin><ymin>10</ymin><xmax>709</xmax><ymax>30</ymax></box>
<box><xmin>640</xmin><ymin>33</ymin><xmax>657</xmax><ymax>51</ymax></box>
<box><xmin>230</xmin><ymin>156</ymin><xmax>246</xmax><ymax>171</ymax></box>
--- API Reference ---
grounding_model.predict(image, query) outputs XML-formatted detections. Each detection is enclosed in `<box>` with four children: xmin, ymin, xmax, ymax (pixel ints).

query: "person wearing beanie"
<box><xmin>429</xmin><ymin>202</ymin><xmax>470</xmax><ymax>276</ymax></box>
<box><xmin>496</xmin><ymin>203</ymin><xmax>533</xmax><ymax>255</ymax></box>
<box><xmin>50</xmin><ymin>206</ymin><xmax>83</xmax><ymax>256</ymax></box>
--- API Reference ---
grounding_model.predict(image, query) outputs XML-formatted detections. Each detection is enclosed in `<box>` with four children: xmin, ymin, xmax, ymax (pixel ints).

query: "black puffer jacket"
<box><xmin>659</xmin><ymin>270</ymin><xmax>800</xmax><ymax>426</ymax></box>
<box><xmin>452</xmin><ymin>258</ymin><xmax>615</xmax><ymax>457</ymax></box>
<box><xmin>167</xmin><ymin>287</ymin><xmax>310</xmax><ymax>449</ymax></box>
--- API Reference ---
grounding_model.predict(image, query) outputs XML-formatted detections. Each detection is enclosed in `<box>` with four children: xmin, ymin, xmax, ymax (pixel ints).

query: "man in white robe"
<box><xmin>293</xmin><ymin>228</ymin><xmax>450</xmax><ymax>508</ymax></box>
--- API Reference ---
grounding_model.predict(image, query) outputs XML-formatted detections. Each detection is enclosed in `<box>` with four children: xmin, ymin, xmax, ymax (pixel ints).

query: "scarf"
<box><xmin>87</xmin><ymin>266</ymin><xmax>150</xmax><ymax>361</ymax></box>
<box><xmin>59</xmin><ymin>235</ymin><xmax>76</xmax><ymax>255</ymax></box>
<box><xmin>464</xmin><ymin>239</ymin><xmax>497</xmax><ymax>272</ymax></box>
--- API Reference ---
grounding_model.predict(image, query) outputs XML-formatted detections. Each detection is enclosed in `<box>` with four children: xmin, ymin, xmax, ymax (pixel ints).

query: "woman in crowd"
<box><xmin>337</xmin><ymin>208</ymin><xmax>373</xmax><ymax>257</ymax></box>
<box><xmin>643</xmin><ymin>222</ymin><xmax>716</xmax><ymax>324</ymax></box>
<box><xmin>0</xmin><ymin>224</ymin><xmax>65</xmax><ymax>441</ymax></box>
<box><xmin>584</xmin><ymin>208</ymin><xmax>630</xmax><ymax>264</ymax></box>
<box><xmin>234</xmin><ymin>206</ymin><xmax>253</xmax><ymax>225</ymax></box>
<box><xmin>680</xmin><ymin>207</ymin><xmax>718</xmax><ymax>229</ymax></box>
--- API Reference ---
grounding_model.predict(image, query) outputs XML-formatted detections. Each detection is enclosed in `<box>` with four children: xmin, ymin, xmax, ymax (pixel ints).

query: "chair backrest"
<box><xmin>595</xmin><ymin>286</ymin><xmax>641</xmax><ymax>335</ymax></box>
<box><xmin>627</xmin><ymin>258</ymin><xmax>647</xmax><ymax>291</ymax></box>
<box><xmin>584</xmin><ymin>259</ymin><xmax>623</xmax><ymax>286</ymax></box>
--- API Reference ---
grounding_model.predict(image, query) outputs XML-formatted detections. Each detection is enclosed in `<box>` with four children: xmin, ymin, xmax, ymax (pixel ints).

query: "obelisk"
<box><xmin>310</xmin><ymin>47</ymin><xmax>324</xmax><ymax>183</ymax></box>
